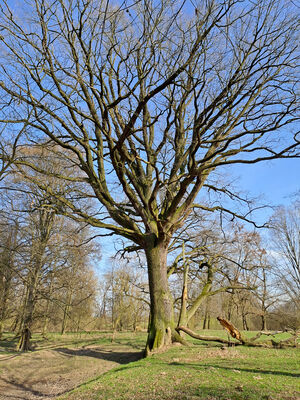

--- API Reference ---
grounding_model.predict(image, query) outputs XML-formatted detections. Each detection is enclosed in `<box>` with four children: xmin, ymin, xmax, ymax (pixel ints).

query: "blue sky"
<box><xmin>231</xmin><ymin>158</ymin><xmax>299</xmax><ymax>216</ymax></box>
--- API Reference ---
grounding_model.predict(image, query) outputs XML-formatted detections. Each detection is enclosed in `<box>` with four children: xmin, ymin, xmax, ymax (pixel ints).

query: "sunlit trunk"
<box><xmin>177</xmin><ymin>261</ymin><xmax>189</xmax><ymax>329</ymax></box>
<box><xmin>203</xmin><ymin>298</ymin><xmax>211</xmax><ymax>330</ymax></box>
<box><xmin>261</xmin><ymin>313</ymin><xmax>267</xmax><ymax>331</ymax></box>
<box><xmin>145</xmin><ymin>235</ymin><xmax>182</xmax><ymax>354</ymax></box>
<box><xmin>17</xmin><ymin>282</ymin><xmax>36</xmax><ymax>351</ymax></box>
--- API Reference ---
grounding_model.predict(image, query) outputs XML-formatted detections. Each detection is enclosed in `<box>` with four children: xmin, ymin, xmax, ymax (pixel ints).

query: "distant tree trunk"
<box><xmin>184</xmin><ymin>262</ymin><xmax>213</xmax><ymax>327</ymax></box>
<box><xmin>227</xmin><ymin>290</ymin><xmax>235</xmax><ymax>321</ymax></box>
<box><xmin>0</xmin><ymin>271</ymin><xmax>12</xmax><ymax>338</ymax></box>
<box><xmin>61</xmin><ymin>305</ymin><xmax>68</xmax><ymax>335</ymax></box>
<box><xmin>203</xmin><ymin>313</ymin><xmax>211</xmax><ymax>329</ymax></box>
<box><xmin>61</xmin><ymin>291</ymin><xmax>71</xmax><ymax>335</ymax></box>
<box><xmin>18</xmin><ymin>279</ymin><xmax>36</xmax><ymax>351</ymax></box>
<box><xmin>18</xmin><ymin>245</ymin><xmax>45</xmax><ymax>351</ymax></box>
<box><xmin>18</xmin><ymin>240</ymin><xmax>47</xmax><ymax>351</ymax></box>
<box><xmin>76</xmin><ymin>316</ymin><xmax>81</xmax><ymax>332</ymax></box>
<box><xmin>42</xmin><ymin>275</ymin><xmax>54</xmax><ymax>336</ymax></box>
<box><xmin>242</xmin><ymin>313</ymin><xmax>249</xmax><ymax>331</ymax></box>
<box><xmin>261</xmin><ymin>313</ymin><xmax>267</xmax><ymax>331</ymax></box>
<box><xmin>177</xmin><ymin>257</ymin><xmax>189</xmax><ymax>330</ymax></box>
<box><xmin>11</xmin><ymin>285</ymin><xmax>27</xmax><ymax>333</ymax></box>
<box><xmin>260</xmin><ymin>268</ymin><xmax>268</xmax><ymax>331</ymax></box>
<box><xmin>203</xmin><ymin>297</ymin><xmax>211</xmax><ymax>330</ymax></box>
<box><xmin>11</xmin><ymin>314</ymin><xmax>19</xmax><ymax>333</ymax></box>
<box><xmin>0</xmin><ymin>226</ymin><xmax>17</xmax><ymax>339</ymax></box>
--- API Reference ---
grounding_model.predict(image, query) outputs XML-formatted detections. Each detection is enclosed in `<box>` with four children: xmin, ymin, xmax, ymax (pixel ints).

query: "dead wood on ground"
<box><xmin>176</xmin><ymin>317</ymin><xmax>299</xmax><ymax>348</ymax></box>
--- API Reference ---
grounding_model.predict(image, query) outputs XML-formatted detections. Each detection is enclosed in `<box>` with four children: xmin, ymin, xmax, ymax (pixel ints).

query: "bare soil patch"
<box><xmin>0</xmin><ymin>342</ymin><xmax>143</xmax><ymax>400</ymax></box>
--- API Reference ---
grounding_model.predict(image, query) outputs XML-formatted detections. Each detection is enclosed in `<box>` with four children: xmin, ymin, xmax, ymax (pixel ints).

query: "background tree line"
<box><xmin>0</xmin><ymin>169</ymin><xmax>100</xmax><ymax>350</ymax></box>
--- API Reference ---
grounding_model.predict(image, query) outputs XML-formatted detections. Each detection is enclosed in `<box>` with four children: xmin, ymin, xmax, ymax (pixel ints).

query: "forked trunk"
<box><xmin>17</xmin><ymin>327</ymin><xmax>32</xmax><ymax>351</ymax></box>
<box><xmin>145</xmin><ymin>236</ymin><xmax>182</xmax><ymax>354</ymax></box>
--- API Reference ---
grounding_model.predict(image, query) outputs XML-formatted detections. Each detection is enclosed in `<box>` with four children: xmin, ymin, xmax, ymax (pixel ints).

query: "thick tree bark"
<box><xmin>145</xmin><ymin>236</ymin><xmax>183</xmax><ymax>354</ymax></box>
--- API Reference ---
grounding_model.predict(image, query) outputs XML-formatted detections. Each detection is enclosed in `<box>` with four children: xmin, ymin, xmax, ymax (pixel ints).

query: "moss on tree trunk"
<box><xmin>145</xmin><ymin>236</ymin><xmax>183</xmax><ymax>354</ymax></box>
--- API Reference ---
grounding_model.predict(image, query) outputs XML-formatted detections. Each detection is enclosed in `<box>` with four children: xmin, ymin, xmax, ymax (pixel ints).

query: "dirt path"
<box><xmin>0</xmin><ymin>343</ymin><xmax>143</xmax><ymax>400</ymax></box>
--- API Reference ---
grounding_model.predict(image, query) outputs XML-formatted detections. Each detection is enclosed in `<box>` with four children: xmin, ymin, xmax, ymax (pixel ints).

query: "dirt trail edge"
<box><xmin>0</xmin><ymin>343</ymin><xmax>143</xmax><ymax>400</ymax></box>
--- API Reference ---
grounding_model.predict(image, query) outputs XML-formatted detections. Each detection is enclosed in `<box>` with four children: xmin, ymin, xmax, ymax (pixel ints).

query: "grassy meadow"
<box><xmin>0</xmin><ymin>330</ymin><xmax>299</xmax><ymax>400</ymax></box>
<box><xmin>59</xmin><ymin>330</ymin><xmax>299</xmax><ymax>400</ymax></box>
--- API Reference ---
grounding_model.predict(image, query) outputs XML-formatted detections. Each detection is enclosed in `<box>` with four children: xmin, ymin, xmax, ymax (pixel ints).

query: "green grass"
<box><xmin>59</xmin><ymin>331</ymin><xmax>300</xmax><ymax>400</ymax></box>
<box><xmin>1</xmin><ymin>330</ymin><xmax>299</xmax><ymax>399</ymax></box>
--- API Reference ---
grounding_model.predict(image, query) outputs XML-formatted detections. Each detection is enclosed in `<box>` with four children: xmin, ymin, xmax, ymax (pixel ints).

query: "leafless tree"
<box><xmin>270</xmin><ymin>202</ymin><xmax>300</xmax><ymax>320</ymax></box>
<box><xmin>0</xmin><ymin>0</ymin><xmax>299</xmax><ymax>351</ymax></box>
<box><xmin>173</xmin><ymin>222</ymin><xmax>264</xmax><ymax>330</ymax></box>
<box><xmin>0</xmin><ymin>219</ymin><xmax>19</xmax><ymax>338</ymax></box>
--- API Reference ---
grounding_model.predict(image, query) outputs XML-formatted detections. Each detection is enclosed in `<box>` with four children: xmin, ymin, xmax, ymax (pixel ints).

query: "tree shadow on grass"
<box><xmin>54</xmin><ymin>346</ymin><xmax>143</xmax><ymax>364</ymax></box>
<box><xmin>0</xmin><ymin>349</ymin><xmax>143</xmax><ymax>400</ymax></box>
<box><xmin>0</xmin><ymin>377</ymin><xmax>52</xmax><ymax>399</ymax></box>
<box><xmin>169</xmin><ymin>361</ymin><xmax>300</xmax><ymax>378</ymax></box>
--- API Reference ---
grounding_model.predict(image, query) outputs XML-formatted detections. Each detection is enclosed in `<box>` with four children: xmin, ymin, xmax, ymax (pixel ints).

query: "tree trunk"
<box><xmin>17</xmin><ymin>327</ymin><xmax>32</xmax><ymax>352</ymax></box>
<box><xmin>227</xmin><ymin>292</ymin><xmax>234</xmax><ymax>321</ymax></box>
<box><xmin>242</xmin><ymin>314</ymin><xmax>249</xmax><ymax>331</ymax></box>
<box><xmin>18</xmin><ymin>258</ymin><xmax>41</xmax><ymax>351</ymax></box>
<box><xmin>185</xmin><ymin>263</ymin><xmax>213</xmax><ymax>326</ymax></box>
<box><xmin>145</xmin><ymin>236</ymin><xmax>182</xmax><ymax>353</ymax></box>
<box><xmin>18</xmin><ymin>214</ymin><xmax>52</xmax><ymax>350</ymax></box>
<box><xmin>61</xmin><ymin>288</ymin><xmax>73</xmax><ymax>335</ymax></box>
<box><xmin>0</xmin><ymin>227</ymin><xmax>16</xmax><ymax>339</ymax></box>
<box><xmin>76</xmin><ymin>316</ymin><xmax>81</xmax><ymax>332</ymax></box>
<box><xmin>261</xmin><ymin>313</ymin><xmax>267</xmax><ymax>331</ymax></box>
<box><xmin>177</xmin><ymin>260</ymin><xmax>189</xmax><ymax>329</ymax></box>
<box><xmin>203</xmin><ymin>297</ymin><xmax>211</xmax><ymax>330</ymax></box>
<box><xmin>42</xmin><ymin>274</ymin><xmax>54</xmax><ymax>336</ymax></box>
<box><xmin>61</xmin><ymin>304</ymin><xmax>69</xmax><ymax>335</ymax></box>
<box><xmin>18</xmin><ymin>284</ymin><xmax>35</xmax><ymax>351</ymax></box>
<box><xmin>0</xmin><ymin>274</ymin><xmax>12</xmax><ymax>339</ymax></box>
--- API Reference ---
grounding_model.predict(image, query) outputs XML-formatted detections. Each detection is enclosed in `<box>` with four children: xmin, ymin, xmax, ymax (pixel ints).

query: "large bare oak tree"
<box><xmin>0</xmin><ymin>0</ymin><xmax>299</xmax><ymax>352</ymax></box>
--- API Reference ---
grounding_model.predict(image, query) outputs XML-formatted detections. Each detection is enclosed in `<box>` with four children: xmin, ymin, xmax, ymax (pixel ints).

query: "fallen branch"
<box><xmin>176</xmin><ymin>325</ymin><xmax>241</xmax><ymax>345</ymax></box>
<box><xmin>216</xmin><ymin>317</ymin><xmax>298</xmax><ymax>348</ymax></box>
<box><xmin>217</xmin><ymin>317</ymin><xmax>245</xmax><ymax>343</ymax></box>
<box><xmin>176</xmin><ymin>319</ymin><xmax>299</xmax><ymax>349</ymax></box>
